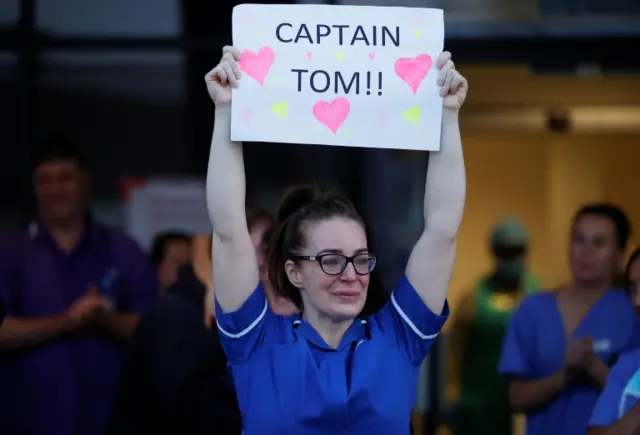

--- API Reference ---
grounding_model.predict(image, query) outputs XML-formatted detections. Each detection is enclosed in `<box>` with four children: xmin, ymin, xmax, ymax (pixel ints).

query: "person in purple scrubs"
<box><xmin>498</xmin><ymin>204</ymin><xmax>639</xmax><ymax>435</ymax></box>
<box><xmin>0</xmin><ymin>137</ymin><xmax>158</xmax><ymax>435</ymax></box>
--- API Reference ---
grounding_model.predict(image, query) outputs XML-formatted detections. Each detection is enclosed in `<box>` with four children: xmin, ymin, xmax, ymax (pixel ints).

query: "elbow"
<box><xmin>508</xmin><ymin>398</ymin><xmax>528</xmax><ymax>415</ymax></box>
<box><xmin>508</xmin><ymin>382</ymin><xmax>531</xmax><ymax>414</ymax></box>
<box><xmin>421</xmin><ymin>227</ymin><xmax>458</xmax><ymax>246</ymax></box>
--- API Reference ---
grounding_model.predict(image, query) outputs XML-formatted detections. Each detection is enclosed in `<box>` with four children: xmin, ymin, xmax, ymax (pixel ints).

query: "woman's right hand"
<box><xmin>204</xmin><ymin>45</ymin><xmax>242</xmax><ymax>107</ymax></box>
<box><xmin>565</xmin><ymin>337</ymin><xmax>595</xmax><ymax>370</ymax></box>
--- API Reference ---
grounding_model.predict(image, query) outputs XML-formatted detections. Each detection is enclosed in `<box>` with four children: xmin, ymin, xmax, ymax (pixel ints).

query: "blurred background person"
<box><xmin>0</xmin><ymin>137</ymin><xmax>158</xmax><ymax>435</ymax></box>
<box><xmin>498</xmin><ymin>204</ymin><xmax>638</xmax><ymax>435</ymax></box>
<box><xmin>448</xmin><ymin>216</ymin><xmax>540</xmax><ymax>435</ymax></box>
<box><xmin>108</xmin><ymin>207</ymin><xmax>295</xmax><ymax>435</ymax></box>
<box><xmin>150</xmin><ymin>231</ymin><xmax>192</xmax><ymax>293</ymax></box>
<box><xmin>625</xmin><ymin>247</ymin><xmax>640</xmax><ymax>315</ymax></box>
<box><xmin>587</xmin><ymin>249</ymin><xmax>640</xmax><ymax>434</ymax></box>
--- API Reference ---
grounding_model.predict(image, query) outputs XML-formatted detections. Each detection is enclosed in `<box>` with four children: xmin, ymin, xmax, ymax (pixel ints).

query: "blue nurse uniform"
<box><xmin>498</xmin><ymin>290</ymin><xmax>639</xmax><ymax>435</ymax></box>
<box><xmin>589</xmin><ymin>349</ymin><xmax>640</xmax><ymax>428</ymax></box>
<box><xmin>215</xmin><ymin>275</ymin><xmax>449</xmax><ymax>435</ymax></box>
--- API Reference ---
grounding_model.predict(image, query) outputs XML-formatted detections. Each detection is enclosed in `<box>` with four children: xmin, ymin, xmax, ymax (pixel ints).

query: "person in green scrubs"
<box><xmin>449</xmin><ymin>217</ymin><xmax>540</xmax><ymax>435</ymax></box>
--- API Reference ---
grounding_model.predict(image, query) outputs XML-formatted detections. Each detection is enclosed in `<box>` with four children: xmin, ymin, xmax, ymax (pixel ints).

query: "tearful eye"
<box><xmin>321</xmin><ymin>257</ymin><xmax>341</xmax><ymax>267</ymax></box>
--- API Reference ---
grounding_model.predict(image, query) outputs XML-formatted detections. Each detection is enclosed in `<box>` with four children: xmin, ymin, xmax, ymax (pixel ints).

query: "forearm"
<box><xmin>509</xmin><ymin>370</ymin><xmax>568</xmax><ymax>413</ymax></box>
<box><xmin>0</xmin><ymin>315</ymin><xmax>75</xmax><ymax>349</ymax></box>
<box><xmin>206</xmin><ymin>106</ymin><xmax>247</xmax><ymax>242</ymax></box>
<box><xmin>423</xmin><ymin>109</ymin><xmax>466</xmax><ymax>236</ymax></box>
<box><xmin>589</xmin><ymin>404</ymin><xmax>640</xmax><ymax>435</ymax></box>
<box><xmin>96</xmin><ymin>311</ymin><xmax>139</xmax><ymax>341</ymax></box>
<box><xmin>586</xmin><ymin>358</ymin><xmax>610</xmax><ymax>388</ymax></box>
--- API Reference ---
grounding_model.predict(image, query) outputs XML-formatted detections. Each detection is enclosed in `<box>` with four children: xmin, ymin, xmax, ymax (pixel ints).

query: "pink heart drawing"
<box><xmin>394</xmin><ymin>54</ymin><xmax>433</xmax><ymax>95</ymax></box>
<box><xmin>368</xmin><ymin>53</ymin><xmax>375</xmax><ymax>60</ymax></box>
<box><xmin>312</xmin><ymin>97</ymin><xmax>351</xmax><ymax>134</ymax></box>
<box><xmin>240</xmin><ymin>105</ymin><xmax>253</xmax><ymax>128</ymax></box>
<box><xmin>306</xmin><ymin>52</ymin><xmax>312</xmax><ymax>59</ymax></box>
<box><xmin>414</xmin><ymin>14</ymin><xmax>422</xmax><ymax>23</ymax></box>
<box><xmin>239</xmin><ymin>47</ymin><xmax>275</xmax><ymax>86</ymax></box>
<box><xmin>246</xmin><ymin>11</ymin><xmax>253</xmax><ymax>23</ymax></box>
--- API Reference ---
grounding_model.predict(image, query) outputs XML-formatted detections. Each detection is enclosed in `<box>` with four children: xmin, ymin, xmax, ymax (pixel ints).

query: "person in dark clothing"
<box><xmin>108</xmin><ymin>207</ymin><xmax>289</xmax><ymax>435</ymax></box>
<box><xmin>150</xmin><ymin>231</ymin><xmax>192</xmax><ymax>293</ymax></box>
<box><xmin>108</xmin><ymin>264</ymin><xmax>242</xmax><ymax>435</ymax></box>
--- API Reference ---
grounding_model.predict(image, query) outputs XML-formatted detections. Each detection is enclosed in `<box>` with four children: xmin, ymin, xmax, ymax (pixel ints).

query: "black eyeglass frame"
<box><xmin>291</xmin><ymin>253</ymin><xmax>377</xmax><ymax>276</ymax></box>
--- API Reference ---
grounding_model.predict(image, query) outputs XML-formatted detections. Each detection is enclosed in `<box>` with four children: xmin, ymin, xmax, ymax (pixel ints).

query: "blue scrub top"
<box><xmin>589</xmin><ymin>349</ymin><xmax>640</xmax><ymax>428</ymax></box>
<box><xmin>498</xmin><ymin>290</ymin><xmax>640</xmax><ymax>435</ymax></box>
<box><xmin>215</xmin><ymin>275</ymin><xmax>449</xmax><ymax>435</ymax></box>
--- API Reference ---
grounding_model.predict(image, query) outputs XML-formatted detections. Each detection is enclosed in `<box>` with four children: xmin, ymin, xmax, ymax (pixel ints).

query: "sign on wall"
<box><xmin>230</xmin><ymin>4</ymin><xmax>444</xmax><ymax>151</ymax></box>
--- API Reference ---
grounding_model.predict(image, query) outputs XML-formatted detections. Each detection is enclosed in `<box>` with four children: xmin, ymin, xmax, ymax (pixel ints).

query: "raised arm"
<box><xmin>205</xmin><ymin>46</ymin><xmax>259</xmax><ymax>312</ymax></box>
<box><xmin>406</xmin><ymin>52</ymin><xmax>468</xmax><ymax>314</ymax></box>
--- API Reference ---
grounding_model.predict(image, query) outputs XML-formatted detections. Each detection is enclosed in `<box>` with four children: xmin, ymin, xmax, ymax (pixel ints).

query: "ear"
<box><xmin>285</xmin><ymin>259</ymin><xmax>304</xmax><ymax>289</ymax></box>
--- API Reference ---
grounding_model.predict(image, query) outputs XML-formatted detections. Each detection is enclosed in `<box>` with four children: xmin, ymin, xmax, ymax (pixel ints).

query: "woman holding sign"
<box><xmin>205</xmin><ymin>45</ymin><xmax>467</xmax><ymax>434</ymax></box>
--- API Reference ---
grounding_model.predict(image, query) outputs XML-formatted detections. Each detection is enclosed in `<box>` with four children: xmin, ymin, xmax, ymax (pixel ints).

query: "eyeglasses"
<box><xmin>291</xmin><ymin>253</ymin><xmax>377</xmax><ymax>276</ymax></box>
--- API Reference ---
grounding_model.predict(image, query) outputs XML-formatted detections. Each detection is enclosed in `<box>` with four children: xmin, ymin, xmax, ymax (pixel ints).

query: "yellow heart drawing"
<box><xmin>269</xmin><ymin>74</ymin><xmax>283</xmax><ymax>84</ymax></box>
<box><xmin>343</xmin><ymin>129</ymin><xmax>354</xmax><ymax>139</ymax></box>
<box><xmin>335</xmin><ymin>51</ymin><xmax>345</xmax><ymax>61</ymax></box>
<box><xmin>413</xmin><ymin>29</ymin><xmax>422</xmax><ymax>39</ymax></box>
<box><xmin>271</xmin><ymin>101</ymin><xmax>288</xmax><ymax>118</ymax></box>
<box><xmin>402</xmin><ymin>106</ymin><xmax>421</xmax><ymax>125</ymax></box>
<box><xmin>255</xmin><ymin>30</ymin><xmax>263</xmax><ymax>39</ymax></box>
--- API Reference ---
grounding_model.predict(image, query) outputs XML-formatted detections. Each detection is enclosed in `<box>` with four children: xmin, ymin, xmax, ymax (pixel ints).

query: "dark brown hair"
<box><xmin>267</xmin><ymin>185</ymin><xmax>364</xmax><ymax>310</ymax></box>
<box><xmin>573</xmin><ymin>203</ymin><xmax>632</xmax><ymax>251</ymax></box>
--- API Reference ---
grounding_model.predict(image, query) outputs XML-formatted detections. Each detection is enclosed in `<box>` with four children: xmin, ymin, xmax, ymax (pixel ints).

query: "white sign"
<box><xmin>125</xmin><ymin>179</ymin><xmax>212</xmax><ymax>252</ymax></box>
<box><xmin>230</xmin><ymin>4</ymin><xmax>444</xmax><ymax>151</ymax></box>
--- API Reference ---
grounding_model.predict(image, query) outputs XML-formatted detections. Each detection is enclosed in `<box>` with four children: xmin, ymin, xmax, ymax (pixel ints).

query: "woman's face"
<box><xmin>569</xmin><ymin>213</ymin><xmax>621</xmax><ymax>286</ymax></box>
<box><xmin>627</xmin><ymin>258</ymin><xmax>640</xmax><ymax>314</ymax></box>
<box><xmin>286</xmin><ymin>217</ymin><xmax>370</xmax><ymax>322</ymax></box>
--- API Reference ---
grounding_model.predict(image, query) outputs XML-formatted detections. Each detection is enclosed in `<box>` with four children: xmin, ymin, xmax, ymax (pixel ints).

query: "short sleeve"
<box><xmin>498</xmin><ymin>300</ymin><xmax>534</xmax><ymax>378</ymax></box>
<box><xmin>588</xmin><ymin>350</ymin><xmax>640</xmax><ymax>428</ymax></box>
<box><xmin>371</xmin><ymin>275</ymin><xmax>449</xmax><ymax>365</ymax></box>
<box><xmin>215</xmin><ymin>283</ymin><xmax>279</xmax><ymax>364</ymax></box>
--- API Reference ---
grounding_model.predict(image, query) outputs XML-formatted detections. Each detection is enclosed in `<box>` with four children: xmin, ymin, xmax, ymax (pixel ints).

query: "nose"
<box><xmin>340</xmin><ymin>262</ymin><xmax>358</xmax><ymax>281</ymax></box>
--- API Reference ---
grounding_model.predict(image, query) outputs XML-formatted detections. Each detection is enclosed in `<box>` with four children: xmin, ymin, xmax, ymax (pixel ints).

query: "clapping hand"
<box><xmin>66</xmin><ymin>286</ymin><xmax>110</xmax><ymax>328</ymax></box>
<box><xmin>564</xmin><ymin>336</ymin><xmax>595</xmax><ymax>371</ymax></box>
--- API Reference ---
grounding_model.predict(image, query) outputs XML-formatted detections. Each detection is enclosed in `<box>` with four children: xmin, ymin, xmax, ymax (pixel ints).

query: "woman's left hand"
<box><xmin>436</xmin><ymin>51</ymin><xmax>468</xmax><ymax>112</ymax></box>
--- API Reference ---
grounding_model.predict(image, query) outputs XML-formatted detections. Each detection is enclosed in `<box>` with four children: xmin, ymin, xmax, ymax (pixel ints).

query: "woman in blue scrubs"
<box><xmin>203</xmin><ymin>46</ymin><xmax>467</xmax><ymax>434</ymax></box>
<box><xmin>499</xmin><ymin>204</ymin><xmax>638</xmax><ymax>435</ymax></box>
<box><xmin>588</xmin><ymin>247</ymin><xmax>640</xmax><ymax>434</ymax></box>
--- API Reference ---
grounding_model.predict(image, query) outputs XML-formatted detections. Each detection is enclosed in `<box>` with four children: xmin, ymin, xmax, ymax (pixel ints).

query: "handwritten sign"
<box><xmin>230</xmin><ymin>4</ymin><xmax>444</xmax><ymax>151</ymax></box>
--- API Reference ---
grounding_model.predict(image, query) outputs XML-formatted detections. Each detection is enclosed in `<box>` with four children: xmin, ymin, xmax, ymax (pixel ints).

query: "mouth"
<box><xmin>333</xmin><ymin>291</ymin><xmax>361</xmax><ymax>302</ymax></box>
